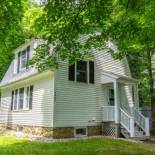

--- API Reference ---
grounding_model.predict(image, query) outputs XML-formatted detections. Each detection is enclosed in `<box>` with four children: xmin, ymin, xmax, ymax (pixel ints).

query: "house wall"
<box><xmin>0</xmin><ymin>39</ymin><xmax>42</xmax><ymax>87</ymax></box>
<box><xmin>0</xmin><ymin>71</ymin><xmax>54</xmax><ymax>127</ymax></box>
<box><xmin>54</xmin><ymin>49</ymin><xmax>132</xmax><ymax>128</ymax></box>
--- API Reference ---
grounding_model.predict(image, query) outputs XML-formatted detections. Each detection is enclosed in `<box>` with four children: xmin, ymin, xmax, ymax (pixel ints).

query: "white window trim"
<box><xmin>11</xmin><ymin>86</ymin><xmax>33</xmax><ymax>112</ymax></box>
<box><xmin>16</xmin><ymin>45</ymin><xmax>30</xmax><ymax>73</ymax></box>
<box><xmin>12</xmin><ymin>89</ymin><xmax>19</xmax><ymax>111</ymax></box>
<box><xmin>19</xmin><ymin>50</ymin><xmax>27</xmax><ymax>72</ymax></box>
<box><xmin>24</xmin><ymin>86</ymin><xmax>31</xmax><ymax>110</ymax></box>
<box><xmin>74</xmin><ymin>127</ymin><xmax>87</xmax><ymax>138</ymax></box>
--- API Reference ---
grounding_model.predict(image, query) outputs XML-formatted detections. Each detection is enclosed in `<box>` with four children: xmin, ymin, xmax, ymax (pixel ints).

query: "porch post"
<box><xmin>134</xmin><ymin>83</ymin><xmax>139</xmax><ymax>108</ymax></box>
<box><xmin>114</xmin><ymin>80</ymin><xmax>120</xmax><ymax>124</ymax></box>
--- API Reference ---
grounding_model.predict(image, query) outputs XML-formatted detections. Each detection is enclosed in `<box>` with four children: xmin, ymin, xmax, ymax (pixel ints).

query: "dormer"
<box><xmin>0</xmin><ymin>39</ymin><xmax>43</xmax><ymax>87</ymax></box>
<box><xmin>13</xmin><ymin>40</ymin><xmax>38</xmax><ymax>74</ymax></box>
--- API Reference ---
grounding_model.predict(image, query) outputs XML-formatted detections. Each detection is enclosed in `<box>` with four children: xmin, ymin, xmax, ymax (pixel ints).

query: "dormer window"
<box><xmin>17</xmin><ymin>46</ymin><xmax>30</xmax><ymax>73</ymax></box>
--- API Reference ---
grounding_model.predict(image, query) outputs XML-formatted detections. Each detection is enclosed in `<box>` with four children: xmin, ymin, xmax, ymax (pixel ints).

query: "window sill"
<box><xmin>11</xmin><ymin>109</ymin><xmax>32</xmax><ymax>112</ymax></box>
<box><xmin>13</xmin><ymin>68</ymin><xmax>31</xmax><ymax>75</ymax></box>
<box><xmin>68</xmin><ymin>80</ymin><xmax>95</xmax><ymax>85</ymax></box>
<box><xmin>74</xmin><ymin>134</ymin><xmax>87</xmax><ymax>138</ymax></box>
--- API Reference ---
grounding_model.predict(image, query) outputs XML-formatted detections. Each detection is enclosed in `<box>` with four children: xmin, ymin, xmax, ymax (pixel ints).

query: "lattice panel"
<box><xmin>102</xmin><ymin>124</ymin><xmax>116</xmax><ymax>137</ymax></box>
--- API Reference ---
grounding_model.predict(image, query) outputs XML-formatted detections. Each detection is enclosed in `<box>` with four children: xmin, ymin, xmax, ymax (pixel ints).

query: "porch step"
<box><xmin>121</xmin><ymin>127</ymin><xmax>149</xmax><ymax>140</ymax></box>
<box><xmin>121</xmin><ymin>128</ymin><xmax>130</xmax><ymax>139</ymax></box>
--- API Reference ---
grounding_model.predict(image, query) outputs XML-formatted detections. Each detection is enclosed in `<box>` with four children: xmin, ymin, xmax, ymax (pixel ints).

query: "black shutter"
<box><xmin>89</xmin><ymin>61</ymin><xmax>94</xmax><ymax>84</ymax></box>
<box><xmin>29</xmin><ymin>85</ymin><xmax>33</xmax><ymax>109</ymax></box>
<box><xmin>69</xmin><ymin>64</ymin><xmax>75</xmax><ymax>81</ymax></box>
<box><xmin>26</xmin><ymin>46</ymin><xmax>30</xmax><ymax>69</ymax></box>
<box><xmin>11</xmin><ymin>91</ymin><xmax>14</xmax><ymax>110</ymax></box>
<box><xmin>17</xmin><ymin>52</ymin><xmax>21</xmax><ymax>73</ymax></box>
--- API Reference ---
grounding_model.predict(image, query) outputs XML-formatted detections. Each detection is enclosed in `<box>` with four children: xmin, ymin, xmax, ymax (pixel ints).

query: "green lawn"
<box><xmin>0</xmin><ymin>136</ymin><xmax>155</xmax><ymax>155</ymax></box>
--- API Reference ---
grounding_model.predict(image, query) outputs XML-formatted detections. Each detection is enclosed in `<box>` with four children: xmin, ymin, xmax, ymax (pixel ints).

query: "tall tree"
<box><xmin>0</xmin><ymin>0</ymin><xmax>24</xmax><ymax>79</ymax></box>
<box><xmin>0</xmin><ymin>0</ymin><xmax>40</xmax><ymax>80</ymax></box>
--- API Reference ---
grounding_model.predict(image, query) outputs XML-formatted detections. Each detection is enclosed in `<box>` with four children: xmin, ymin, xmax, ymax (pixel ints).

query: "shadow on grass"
<box><xmin>0</xmin><ymin>137</ymin><xmax>155</xmax><ymax>155</ymax></box>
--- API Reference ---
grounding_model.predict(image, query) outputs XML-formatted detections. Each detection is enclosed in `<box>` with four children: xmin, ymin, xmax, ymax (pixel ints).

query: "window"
<box><xmin>77</xmin><ymin>61</ymin><xmax>87</xmax><ymax>83</ymax></box>
<box><xmin>69</xmin><ymin>61</ymin><xmax>94</xmax><ymax>84</ymax></box>
<box><xmin>75</xmin><ymin>127</ymin><xmax>87</xmax><ymax>137</ymax></box>
<box><xmin>108</xmin><ymin>88</ymin><xmax>114</xmax><ymax>106</ymax></box>
<box><xmin>13</xmin><ymin>89</ymin><xmax>18</xmax><ymax>110</ymax></box>
<box><xmin>29</xmin><ymin>86</ymin><xmax>33</xmax><ymax>109</ymax></box>
<box><xmin>11</xmin><ymin>91</ymin><xmax>14</xmax><ymax>110</ymax></box>
<box><xmin>17</xmin><ymin>46</ymin><xmax>30</xmax><ymax>72</ymax></box>
<box><xmin>19</xmin><ymin>88</ymin><xmax>24</xmax><ymax>109</ymax></box>
<box><xmin>20</xmin><ymin>50</ymin><xmax>27</xmax><ymax>69</ymax></box>
<box><xmin>11</xmin><ymin>85</ymin><xmax>33</xmax><ymax>111</ymax></box>
<box><xmin>26</xmin><ymin>85</ymin><xmax>33</xmax><ymax>109</ymax></box>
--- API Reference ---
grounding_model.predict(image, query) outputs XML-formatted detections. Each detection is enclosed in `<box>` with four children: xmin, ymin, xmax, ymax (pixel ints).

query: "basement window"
<box><xmin>75</xmin><ymin>127</ymin><xmax>87</xmax><ymax>137</ymax></box>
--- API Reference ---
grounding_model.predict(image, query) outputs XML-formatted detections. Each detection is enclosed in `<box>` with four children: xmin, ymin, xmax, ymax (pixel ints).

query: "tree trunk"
<box><xmin>147</xmin><ymin>50</ymin><xmax>155</xmax><ymax>135</ymax></box>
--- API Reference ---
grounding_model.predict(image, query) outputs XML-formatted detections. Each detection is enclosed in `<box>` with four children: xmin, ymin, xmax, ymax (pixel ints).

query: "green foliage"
<box><xmin>29</xmin><ymin>0</ymin><xmax>155</xmax><ymax>105</ymax></box>
<box><xmin>30</xmin><ymin>0</ymin><xmax>114</xmax><ymax>68</ymax></box>
<box><xmin>0</xmin><ymin>1</ymin><xmax>43</xmax><ymax>80</ymax></box>
<box><xmin>0</xmin><ymin>0</ymin><xmax>154</xmax><ymax>106</ymax></box>
<box><xmin>0</xmin><ymin>0</ymin><xmax>24</xmax><ymax>79</ymax></box>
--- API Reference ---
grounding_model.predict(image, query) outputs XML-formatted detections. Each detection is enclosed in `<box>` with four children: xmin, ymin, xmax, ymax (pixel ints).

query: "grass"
<box><xmin>0</xmin><ymin>136</ymin><xmax>155</xmax><ymax>155</ymax></box>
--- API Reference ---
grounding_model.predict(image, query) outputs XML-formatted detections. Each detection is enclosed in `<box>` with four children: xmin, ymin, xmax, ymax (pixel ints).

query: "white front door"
<box><xmin>107</xmin><ymin>87</ymin><xmax>115</xmax><ymax>106</ymax></box>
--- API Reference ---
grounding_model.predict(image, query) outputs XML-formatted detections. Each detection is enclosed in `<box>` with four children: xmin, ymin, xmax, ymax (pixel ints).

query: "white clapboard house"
<box><xmin>0</xmin><ymin>39</ymin><xmax>150</xmax><ymax>139</ymax></box>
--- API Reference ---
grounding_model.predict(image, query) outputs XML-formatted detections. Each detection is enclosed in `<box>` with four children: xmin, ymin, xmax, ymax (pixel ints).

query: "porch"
<box><xmin>101</xmin><ymin>71</ymin><xmax>150</xmax><ymax>139</ymax></box>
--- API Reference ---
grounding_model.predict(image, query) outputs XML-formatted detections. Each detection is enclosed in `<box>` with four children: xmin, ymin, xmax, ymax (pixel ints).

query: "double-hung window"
<box><xmin>26</xmin><ymin>85</ymin><xmax>33</xmax><ymax>109</ymax></box>
<box><xmin>11</xmin><ymin>85</ymin><xmax>33</xmax><ymax>111</ymax></box>
<box><xmin>19</xmin><ymin>88</ymin><xmax>24</xmax><ymax>110</ymax></box>
<box><xmin>17</xmin><ymin>46</ymin><xmax>30</xmax><ymax>72</ymax></box>
<box><xmin>76</xmin><ymin>61</ymin><xmax>87</xmax><ymax>83</ymax></box>
<box><xmin>69</xmin><ymin>61</ymin><xmax>94</xmax><ymax>84</ymax></box>
<box><xmin>12</xmin><ymin>89</ymin><xmax>18</xmax><ymax>111</ymax></box>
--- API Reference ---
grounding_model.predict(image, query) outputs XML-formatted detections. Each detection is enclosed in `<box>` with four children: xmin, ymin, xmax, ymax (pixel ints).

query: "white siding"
<box><xmin>0</xmin><ymin>39</ymin><xmax>42</xmax><ymax>87</ymax></box>
<box><xmin>54</xmin><ymin>49</ymin><xmax>132</xmax><ymax>127</ymax></box>
<box><xmin>0</xmin><ymin>71</ymin><xmax>54</xmax><ymax>127</ymax></box>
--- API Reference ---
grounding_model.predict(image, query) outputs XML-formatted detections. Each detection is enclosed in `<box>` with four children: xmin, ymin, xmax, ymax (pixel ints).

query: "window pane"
<box><xmin>76</xmin><ymin>61</ymin><xmax>87</xmax><ymax>83</ymax></box>
<box><xmin>17</xmin><ymin>52</ymin><xmax>21</xmax><ymax>73</ymax></box>
<box><xmin>19</xmin><ymin>88</ymin><xmax>24</xmax><ymax>109</ymax></box>
<box><xmin>29</xmin><ymin>85</ymin><xmax>33</xmax><ymax>109</ymax></box>
<box><xmin>26</xmin><ymin>87</ymin><xmax>30</xmax><ymax>109</ymax></box>
<box><xmin>26</xmin><ymin>46</ymin><xmax>30</xmax><ymax>69</ymax></box>
<box><xmin>76</xmin><ymin>128</ymin><xmax>86</xmax><ymax>136</ymax></box>
<box><xmin>109</xmin><ymin>89</ymin><xmax>114</xmax><ymax>106</ymax></box>
<box><xmin>11</xmin><ymin>91</ymin><xmax>14</xmax><ymax>110</ymax></box>
<box><xmin>69</xmin><ymin>64</ymin><xmax>75</xmax><ymax>81</ymax></box>
<box><xmin>14</xmin><ymin>89</ymin><xmax>18</xmax><ymax>110</ymax></box>
<box><xmin>20</xmin><ymin>50</ymin><xmax>27</xmax><ymax>69</ymax></box>
<box><xmin>89</xmin><ymin>61</ymin><xmax>94</xmax><ymax>84</ymax></box>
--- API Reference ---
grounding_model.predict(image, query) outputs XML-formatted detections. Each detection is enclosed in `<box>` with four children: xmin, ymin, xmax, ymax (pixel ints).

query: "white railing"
<box><xmin>134</xmin><ymin>109</ymin><xmax>150</xmax><ymax>136</ymax></box>
<box><xmin>120</xmin><ymin>108</ymin><xmax>135</xmax><ymax>137</ymax></box>
<box><xmin>102</xmin><ymin>106</ymin><xmax>115</xmax><ymax>122</ymax></box>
